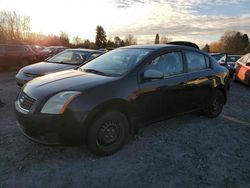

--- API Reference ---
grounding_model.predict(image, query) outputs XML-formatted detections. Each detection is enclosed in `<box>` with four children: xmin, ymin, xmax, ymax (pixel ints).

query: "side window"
<box><xmin>147</xmin><ymin>51</ymin><xmax>184</xmax><ymax>77</ymax></box>
<box><xmin>186</xmin><ymin>51</ymin><xmax>207</xmax><ymax>72</ymax></box>
<box><xmin>205</xmin><ymin>55</ymin><xmax>210</xmax><ymax>68</ymax></box>
<box><xmin>241</xmin><ymin>54</ymin><xmax>250</xmax><ymax>64</ymax></box>
<box><xmin>88</xmin><ymin>53</ymin><xmax>101</xmax><ymax>61</ymax></box>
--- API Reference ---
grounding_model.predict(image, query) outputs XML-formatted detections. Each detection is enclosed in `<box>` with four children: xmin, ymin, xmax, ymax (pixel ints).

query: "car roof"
<box><xmin>121</xmin><ymin>44</ymin><xmax>203</xmax><ymax>52</ymax></box>
<box><xmin>167</xmin><ymin>41</ymin><xmax>199</xmax><ymax>49</ymax></box>
<box><xmin>65</xmin><ymin>48</ymin><xmax>103</xmax><ymax>53</ymax></box>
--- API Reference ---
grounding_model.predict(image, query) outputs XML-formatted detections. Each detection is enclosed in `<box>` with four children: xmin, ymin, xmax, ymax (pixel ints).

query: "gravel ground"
<box><xmin>0</xmin><ymin>71</ymin><xmax>250</xmax><ymax>188</ymax></box>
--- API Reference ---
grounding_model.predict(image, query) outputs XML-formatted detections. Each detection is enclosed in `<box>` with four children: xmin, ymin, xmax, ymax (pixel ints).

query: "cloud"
<box><xmin>111</xmin><ymin>0</ymin><xmax>250</xmax><ymax>45</ymax></box>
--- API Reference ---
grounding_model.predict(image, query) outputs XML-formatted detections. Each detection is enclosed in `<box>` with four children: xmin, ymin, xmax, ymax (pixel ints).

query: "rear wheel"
<box><xmin>87</xmin><ymin>110</ymin><xmax>129</xmax><ymax>156</ymax></box>
<box><xmin>203</xmin><ymin>90</ymin><xmax>225</xmax><ymax>118</ymax></box>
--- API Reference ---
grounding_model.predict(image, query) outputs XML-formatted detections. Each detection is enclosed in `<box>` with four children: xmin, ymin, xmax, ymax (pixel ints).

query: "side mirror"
<box><xmin>143</xmin><ymin>69</ymin><xmax>164</xmax><ymax>80</ymax></box>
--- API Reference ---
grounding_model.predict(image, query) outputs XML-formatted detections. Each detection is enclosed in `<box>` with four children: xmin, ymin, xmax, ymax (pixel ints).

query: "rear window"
<box><xmin>227</xmin><ymin>56</ymin><xmax>241</xmax><ymax>62</ymax></box>
<box><xmin>186</xmin><ymin>51</ymin><xmax>207</xmax><ymax>72</ymax></box>
<box><xmin>240</xmin><ymin>54</ymin><xmax>250</xmax><ymax>64</ymax></box>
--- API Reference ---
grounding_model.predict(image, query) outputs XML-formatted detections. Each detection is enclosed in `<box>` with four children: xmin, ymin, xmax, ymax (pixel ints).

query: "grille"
<box><xmin>18</xmin><ymin>92</ymin><xmax>36</xmax><ymax>111</ymax></box>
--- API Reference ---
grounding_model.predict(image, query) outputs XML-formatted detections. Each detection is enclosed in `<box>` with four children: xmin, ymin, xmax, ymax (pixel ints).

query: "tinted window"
<box><xmin>227</xmin><ymin>55</ymin><xmax>241</xmax><ymax>62</ymax></box>
<box><xmin>186</xmin><ymin>51</ymin><xmax>207</xmax><ymax>72</ymax></box>
<box><xmin>48</xmin><ymin>51</ymin><xmax>88</xmax><ymax>65</ymax></box>
<box><xmin>81</xmin><ymin>48</ymin><xmax>151</xmax><ymax>76</ymax></box>
<box><xmin>148</xmin><ymin>52</ymin><xmax>184</xmax><ymax>77</ymax></box>
<box><xmin>88</xmin><ymin>53</ymin><xmax>101</xmax><ymax>61</ymax></box>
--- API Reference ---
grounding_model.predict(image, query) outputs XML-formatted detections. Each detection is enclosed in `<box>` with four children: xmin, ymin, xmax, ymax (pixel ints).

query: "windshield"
<box><xmin>47</xmin><ymin>51</ymin><xmax>88</xmax><ymax>65</ymax></box>
<box><xmin>211</xmin><ymin>53</ymin><xmax>226</xmax><ymax>61</ymax></box>
<box><xmin>227</xmin><ymin>55</ymin><xmax>241</xmax><ymax>62</ymax></box>
<box><xmin>80</xmin><ymin>48</ymin><xmax>152</xmax><ymax>76</ymax></box>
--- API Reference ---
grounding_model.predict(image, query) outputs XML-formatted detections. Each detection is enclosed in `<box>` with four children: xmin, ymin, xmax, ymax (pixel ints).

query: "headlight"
<box><xmin>41</xmin><ymin>91</ymin><xmax>81</xmax><ymax>114</ymax></box>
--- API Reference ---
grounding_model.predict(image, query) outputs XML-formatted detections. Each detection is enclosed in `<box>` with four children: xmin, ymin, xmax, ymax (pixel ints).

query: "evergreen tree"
<box><xmin>154</xmin><ymin>34</ymin><xmax>159</xmax><ymax>44</ymax></box>
<box><xmin>95</xmin><ymin>25</ymin><xmax>107</xmax><ymax>49</ymax></box>
<box><xmin>202</xmin><ymin>44</ymin><xmax>210</xmax><ymax>52</ymax></box>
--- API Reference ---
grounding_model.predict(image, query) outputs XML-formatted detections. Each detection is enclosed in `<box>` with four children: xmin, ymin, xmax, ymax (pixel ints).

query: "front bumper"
<box><xmin>15</xmin><ymin>107</ymin><xmax>90</xmax><ymax>145</ymax></box>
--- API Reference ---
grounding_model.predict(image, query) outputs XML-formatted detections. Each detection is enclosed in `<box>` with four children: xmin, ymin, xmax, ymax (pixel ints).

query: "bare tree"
<box><xmin>160</xmin><ymin>36</ymin><xmax>172</xmax><ymax>44</ymax></box>
<box><xmin>73</xmin><ymin>36</ymin><xmax>81</xmax><ymax>46</ymax></box>
<box><xmin>220</xmin><ymin>31</ymin><xmax>249</xmax><ymax>54</ymax></box>
<box><xmin>59</xmin><ymin>31</ymin><xmax>70</xmax><ymax>47</ymax></box>
<box><xmin>124</xmin><ymin>34</ymin><xmax>137</xmax><ymax>46</ymax></box>
<box><xmin>0</xmin><ymin>11</ymin><xmax>30</xmax><ymax>42</ymax></box>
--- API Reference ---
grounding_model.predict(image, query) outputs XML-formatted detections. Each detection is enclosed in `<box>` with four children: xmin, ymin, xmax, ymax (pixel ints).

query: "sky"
<box><xmin>0</xmin><ymin>0</ymin><xmax>250</xmax><ymax>46</ymax></box>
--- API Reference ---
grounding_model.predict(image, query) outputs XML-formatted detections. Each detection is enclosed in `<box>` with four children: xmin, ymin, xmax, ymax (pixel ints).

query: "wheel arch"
<box><xmin>82</xmin><ymin>98</ymin><xmax>135</xmax><ymax>142</ymax></box>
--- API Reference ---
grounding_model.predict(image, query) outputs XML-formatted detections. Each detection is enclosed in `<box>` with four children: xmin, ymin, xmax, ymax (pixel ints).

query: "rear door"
<box><xmin>184</xmin><ymin>50</ymin><xmax>214</xmax><ymax>109</ymax></box>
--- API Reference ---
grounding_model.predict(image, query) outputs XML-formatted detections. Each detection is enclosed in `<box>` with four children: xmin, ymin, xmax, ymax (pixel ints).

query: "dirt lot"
<box><xmin>0</xmin><ymin>71</ymin><xmax>250</xmax><ymax>188</ymax></box>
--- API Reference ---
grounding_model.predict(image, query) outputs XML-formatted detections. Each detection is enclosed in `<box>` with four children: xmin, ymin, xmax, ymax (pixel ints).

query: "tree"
<box><xmin>202</xmin><ymin>44</ymin><xmax>210</xmax><ymax>52</ymax></box>
<box><xmin>106</xmin><ymin>39</ymin><xmax>115</xmax><ymax>48</ymax></box>
<box><xmin>209</xmin><ymin>42</ymin><xmax>222</xmax><ymax>53</ymax></box>
<box><xmin>73</xmin><ymin>35</ymin><xmax>81</xmax><ymax>46</ymax></box>
<box><xmin>154</xmin><ymin>34</ymin><xmax>159</xmax><ymax>44</ymax></box>
<box><xmin>120</xmin><ymin>40</ymin><xmax>125</xmax><ymax>47</ymax></box>
<box><xmin>160</xmin><ymin>36</ymin><xmax>172</xmax><ymax>44</ymax></box>
<box><xmin>124</xmin><ymin>34</ymin><xmax>137</xmax><ymax>46</ymax></box>
<box><xmin>220</xmin><ymin>31</ymin><xmax>249</xmax><ymax>54</ymax></box>
<box><xmin>0</xmin><ymin>11</ymin><xmax>30</xmax><ymax>42</ymax></box>
<box><xmin>95</xmin><ymin>25</ymin><xmax>107</xmax><ymax>49</ymax></box>
<box><xmin>59</xmin><ymin>31</ymin><xmax>70</xmax><ymax>46</ymax></box>
<box><xmin>114</xmin><ymin>36</ymin><xmax>121</xmax><ymax>47</ymax></box>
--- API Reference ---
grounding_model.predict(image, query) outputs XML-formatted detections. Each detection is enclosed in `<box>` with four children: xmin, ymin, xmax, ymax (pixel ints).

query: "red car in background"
<box><xmin>234</xmin><ymin>53</ymin><xmax>250</xmax><ymax>86</ymax></box>
<box><xmin>0</xmin><ymin>44</ymin><xmax>37</xmax><ymax>70</ymax></box>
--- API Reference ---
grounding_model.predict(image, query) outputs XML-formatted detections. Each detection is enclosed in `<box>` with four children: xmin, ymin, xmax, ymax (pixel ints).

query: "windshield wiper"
<box><xmin>83</xmin><ymin>68</ymin><xmax>112</xmax><ymax>76</ymax></box>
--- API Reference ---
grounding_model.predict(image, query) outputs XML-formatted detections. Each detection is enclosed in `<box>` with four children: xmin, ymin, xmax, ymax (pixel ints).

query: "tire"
<box><xmin>87</xmin><ymin>110</ymin><xmax>129</xmax><ymax>156</ymax></box>
<box><xmin>203</xmin><ymin>90</ymin><xmax>225</xmax><ymax>118</ymax></box>
<box><xmin>233</xmin><ymin>72</ymin><xmax>238</xmax><ymax>83</ymax></box>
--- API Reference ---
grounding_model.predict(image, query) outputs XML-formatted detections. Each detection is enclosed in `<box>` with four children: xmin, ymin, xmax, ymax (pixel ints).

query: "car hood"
<box><xmin>22</xmin><ymin>62</ymin><xmax>76</xmax><ymax>76</ymax></box>
<box><xmin>23</xmin><ymin>69</ymin><xmax>117</xmax><ymax>100</ymax></box>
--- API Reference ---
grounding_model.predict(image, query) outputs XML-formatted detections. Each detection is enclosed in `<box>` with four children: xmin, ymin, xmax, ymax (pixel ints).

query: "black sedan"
<box><xmin>15</xmin><ymin>44</ymin><xmax>230</xmax><ymax>156</ymax></box>
<box><xmin>16</xmin><ymin>48</ymin><xmax>103</xmax><ymax>86</ymax></box>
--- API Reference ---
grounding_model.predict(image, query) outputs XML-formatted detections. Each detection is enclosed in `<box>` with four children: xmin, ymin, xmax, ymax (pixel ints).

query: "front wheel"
<box><xmin>87</xmin><ymin>110</ymin><xmax>129</xmax><ymax>156</ymax></box>
<box><xmin>203</xmin><ymin>90</ymin><xmax>225</xmax><ymax>118</ymax></box>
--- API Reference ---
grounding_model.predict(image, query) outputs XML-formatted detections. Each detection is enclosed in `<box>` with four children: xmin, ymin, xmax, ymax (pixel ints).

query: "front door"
<box><xmin>136</xmin><ymin>50</ymin><xmax>190</xmax><ymax>123</ymax></box>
